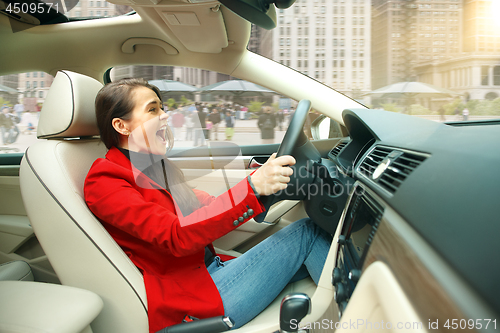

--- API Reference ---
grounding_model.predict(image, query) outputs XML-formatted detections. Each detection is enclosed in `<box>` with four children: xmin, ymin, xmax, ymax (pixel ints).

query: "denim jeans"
<box><xmin>208</xmin><ymin>218</ymin><xmax>332</xmax><ymax>329</ymax></box>
<box><xmin>9</xmin><ymin>126</ymin><xmax>19</xmax><ymax>144</ymax></box>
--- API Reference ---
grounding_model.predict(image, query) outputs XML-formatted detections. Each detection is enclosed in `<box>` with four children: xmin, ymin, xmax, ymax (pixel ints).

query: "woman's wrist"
<box><xmin>247</xmin><ymin>175</ymin><xmax>260</xmax><ymax>198</ymax></box>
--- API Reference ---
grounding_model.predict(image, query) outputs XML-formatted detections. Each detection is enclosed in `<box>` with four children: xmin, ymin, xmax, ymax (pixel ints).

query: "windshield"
<box><xmin>251</xmin><ymin>0</ymin><xmax>500</xmax><ymax>123</ymax></box>
<box><xmin>65</xmin><ymin>0</ymin><xmax>132</xmax><ymax>19</ymax></box>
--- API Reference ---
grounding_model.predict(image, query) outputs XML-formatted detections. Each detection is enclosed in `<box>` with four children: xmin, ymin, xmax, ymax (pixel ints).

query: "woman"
<box><xmin>84</xmin><ymin>78</ymin><xmax>332</xmax><ymax>333</ymax></box>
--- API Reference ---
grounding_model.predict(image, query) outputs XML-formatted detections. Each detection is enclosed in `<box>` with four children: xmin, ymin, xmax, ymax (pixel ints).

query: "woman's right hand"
<box><xmin>250</xmin><ymin>153</ymin><xmax>296</xmax><ymax>196</ymax></box>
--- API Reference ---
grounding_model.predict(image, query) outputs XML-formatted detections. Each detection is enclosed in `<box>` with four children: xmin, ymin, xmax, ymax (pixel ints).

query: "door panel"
<box><xmin>170</xmin><ymin>139</ymin><xmax>343</xmax><ymax>252</ymax></box>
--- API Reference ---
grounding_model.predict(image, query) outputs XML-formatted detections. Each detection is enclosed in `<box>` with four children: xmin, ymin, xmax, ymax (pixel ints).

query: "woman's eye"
<box><xmin>149</xmin><ymin>108</ymin><xmax>156</xmax><ymax>113</ymax></box>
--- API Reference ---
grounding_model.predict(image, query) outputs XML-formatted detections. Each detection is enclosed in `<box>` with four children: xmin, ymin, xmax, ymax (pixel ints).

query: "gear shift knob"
<box><xmin>279</xmin><ymin>293</ymin><xmax>311</xmax><ymax>333</ymax></box>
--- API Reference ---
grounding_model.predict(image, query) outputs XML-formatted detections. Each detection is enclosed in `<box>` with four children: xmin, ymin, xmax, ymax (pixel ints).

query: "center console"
<box><xmin>332</xmin><ymin>183</ymin><xmax>385</xmax><ymax>317</ymax></box>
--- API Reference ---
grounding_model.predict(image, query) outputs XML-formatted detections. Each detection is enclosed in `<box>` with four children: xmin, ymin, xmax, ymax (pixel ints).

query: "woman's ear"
<box><xmin>112</xmin><ymin>118</ymin><xmax>130</xmax><ymax>136</ymax></box>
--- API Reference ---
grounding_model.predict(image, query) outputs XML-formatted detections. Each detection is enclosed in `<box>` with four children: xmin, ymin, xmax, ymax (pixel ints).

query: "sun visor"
<box><xmin>158</xmin><ymin>4</ymin><xmax>228</xmax><ymax>53</ymax></box>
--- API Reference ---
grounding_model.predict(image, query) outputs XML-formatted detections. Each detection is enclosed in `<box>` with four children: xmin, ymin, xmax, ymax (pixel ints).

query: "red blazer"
<box><xmin>84</xmin><ymin>147</ymin><xmax>264</xmax><ymax>332</ymax></box>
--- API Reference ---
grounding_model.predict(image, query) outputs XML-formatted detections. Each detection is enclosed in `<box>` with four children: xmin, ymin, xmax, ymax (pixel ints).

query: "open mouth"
<box><xmin>156</xmin><ymin>125</ymin><xmax>168</xmax><ymax>145</ymax></box>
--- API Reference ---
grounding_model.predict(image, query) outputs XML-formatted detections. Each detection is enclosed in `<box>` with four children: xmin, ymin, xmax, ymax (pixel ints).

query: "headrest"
<box><xmin>37</xmin><ymin>71</ymin><xmax>103</xmax><ymax>139</ymax></box>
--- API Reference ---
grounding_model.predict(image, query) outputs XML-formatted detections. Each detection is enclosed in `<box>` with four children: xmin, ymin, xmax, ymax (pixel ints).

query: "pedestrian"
<box><xmin>462</xmin><ymin>107</ymin><xmax>469</xmax><ymax>121</ymax></box>
<box><xmin>288</xmin><ymin>106</ymin><xmax>295</xmax><ymax>126</ymax></box>
<box><xmin>193</xmin><ymin>109</ymin><xmax>207</xmax><ymax>146</ymax></box>
<box><xmin>185</xmin><ymin>112</ymin><xmax>194</xmax><ymax>141</ymax></box>
<box><xmin>438</xmin><ymin>106</ymin><xmax>446</xmax><ymax>122</ymax></box>
<box><xmin>0</xmin><ymin>107</ymin><xmax>13</xmax><ymax>145</ymax></box>
<box><xmin>258</xmin><ymin>106</ymin><xmax>276</xmax><ymax>144</ymax></box>
<box><xmin>7</xmin><ymin>109</ymin><xmax>20</xmax><ymax>144</ymax></box>
<box><xmin>205</xmin><ymin>120</ymin><xmax>213</xmax><ymax>140</ymax></box>
<box><xmin>277</xmin><ymin>109</ymin><xmax>285</xmax><ymax>131</ymax></box>
<box><xmin>224</xmin><ymin>110</ymin><xmax>235</xmax><ymax>141</ymax></box>
<box><xmin>209</xmin><ymin>107</ymin><xmax>221</xmax><ymax>140</ymax></box>
<box><xmin>171</xmin><ymin>106</ymin><xmax>185</xmax><ymax>141</ymax></box>
<box><xmin>14</xmin><ymin>102</ymin><xmax>24</xmax><ymax>120</ymax></box>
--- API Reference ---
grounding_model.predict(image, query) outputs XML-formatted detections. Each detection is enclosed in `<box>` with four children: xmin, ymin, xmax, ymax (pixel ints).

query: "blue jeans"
<box><xmin>208</xmin><ymin>218</ymin><xmax>332</xmax><ymax>329</ymax></box>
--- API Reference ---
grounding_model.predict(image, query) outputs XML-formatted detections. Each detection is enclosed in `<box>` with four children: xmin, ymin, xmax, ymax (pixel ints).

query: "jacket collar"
<box><xmin>105</xmin><ymin>146</ymin><xmax>170</xmax><ymax>192</ymax></box>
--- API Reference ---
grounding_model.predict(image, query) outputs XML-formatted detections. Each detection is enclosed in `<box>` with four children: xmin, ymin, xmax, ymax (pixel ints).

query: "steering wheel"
<box><xmin>254</xmin><ymin>99</ymin><xmax>321</xmax><ymax>222</ymax></box>
<box><xmin>276</xmin><ymin>99</ymin><xmax>311</xmax><ymax>157</ymax></box>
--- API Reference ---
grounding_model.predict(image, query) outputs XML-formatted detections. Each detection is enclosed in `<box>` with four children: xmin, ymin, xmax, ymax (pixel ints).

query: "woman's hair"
<box><xmin>95</xmin><ymin>78</ymin><xmax>201</xmax><ymax>216</ymax></box>
<box><xmin>95</xmin><ymin>78</ymin><xmax>163</xmax><ymax>149</ymax></box>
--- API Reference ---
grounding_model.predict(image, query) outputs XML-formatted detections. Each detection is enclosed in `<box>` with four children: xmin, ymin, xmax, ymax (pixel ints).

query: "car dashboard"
<box><xmin>315</xmin><ymin>108</ymin><xmax>500</xmax><ymax>331</ymax></box>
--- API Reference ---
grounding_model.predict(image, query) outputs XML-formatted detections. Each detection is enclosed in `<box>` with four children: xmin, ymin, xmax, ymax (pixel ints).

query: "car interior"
<box><xmin>1</xmin><ymin>0</ymin><xmax>499</xmax><ymax>333</ymax></box>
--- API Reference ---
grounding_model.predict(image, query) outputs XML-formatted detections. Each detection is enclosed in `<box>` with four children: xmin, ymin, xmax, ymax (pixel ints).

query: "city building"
<box><xmin>371</xmin><ymin>0</ymin><xmax>461</xmax><ymax>90</ymax></box>
<box><xmin>415</xmin><ymin>0</ymin><xmax>500</xmax><ymax>101</ymax></box>
<box><xmin>273</xmin><ymin>0</ymin><xmax>372</xmax><ymax>100</ymax></box>
<box><xmin>17</xmin><ymin>72</ymin><xmax>54</xmax><ymax>111</ymax></box>
<box><xmin>111</xmin><ymin>66</ymin><xmax>174</xmax><ymax>82</ymax></box>
<box><xmin>0</xmin><ymin>74</ymin><xmax>18</xmax><ymax>105</ymax></box>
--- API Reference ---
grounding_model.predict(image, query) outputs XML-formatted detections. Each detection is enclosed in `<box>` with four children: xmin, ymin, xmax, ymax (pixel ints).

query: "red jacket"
<box><xmin>84</xmin><ymin>147</ymin><xmax>264</xmax><ymax>332</ymax></box>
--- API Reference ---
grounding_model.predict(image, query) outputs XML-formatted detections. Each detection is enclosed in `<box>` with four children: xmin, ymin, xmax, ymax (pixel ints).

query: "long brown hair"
<box><xmin>95</xmin><ymin>78</ymin><xmax>200</xmax><ymax>216</ymax></box>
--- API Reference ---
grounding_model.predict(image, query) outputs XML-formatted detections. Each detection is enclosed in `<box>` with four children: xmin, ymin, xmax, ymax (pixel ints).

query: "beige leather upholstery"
<box><xmin>37</xmin><ymin>71</ymin><xmax>102</xmax><ymax>139</ymax></box>
<box><xmin>0</xmin><ymin>281</ymin><xmax>103</xmax><ymax>333</ymax></box>
<box><xmin>0</xmin><ymin>261</ymin><xmax>34</xmax><ymax>281</ymax></box>
<box><xmin>20</xmin><ymin>71</ymin><xmax>148</xmax><ymax>333</ymax></box>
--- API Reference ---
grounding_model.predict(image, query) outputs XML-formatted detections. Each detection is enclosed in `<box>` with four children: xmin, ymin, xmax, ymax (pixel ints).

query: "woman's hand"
<box><xmin>250</xmin><ymin>153</ymin><xmax>296</xmax><ymax>196</ymax></box>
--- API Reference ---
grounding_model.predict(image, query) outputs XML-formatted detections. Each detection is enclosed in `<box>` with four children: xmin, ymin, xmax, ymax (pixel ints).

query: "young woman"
<box><xmin>84</xmin><ymin>78</ymin><xmax>332</xmax><ymax>333</ymax></box>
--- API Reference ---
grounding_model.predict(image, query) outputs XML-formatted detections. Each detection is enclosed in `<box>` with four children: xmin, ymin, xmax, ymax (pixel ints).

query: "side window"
<box><xmin>109</xmin><ymin>65</ymin><xmax>333</xmax><ymax>147</ymax></box>
<box><xmin>313</xmin><ymin>116</ymin><xmax>346</xmax><ymax>140</ymax></box>
<box><xmin>0</xmin><ymin>72</ymin><xmax>51</xmax><ymax>154</ymax></box>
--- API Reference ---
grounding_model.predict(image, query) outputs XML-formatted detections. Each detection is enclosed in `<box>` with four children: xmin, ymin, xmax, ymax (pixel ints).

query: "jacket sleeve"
<box><xmin>84</xmin><ymin>159</ymin><xmax>265</xmax><ymax>257</ymax></box>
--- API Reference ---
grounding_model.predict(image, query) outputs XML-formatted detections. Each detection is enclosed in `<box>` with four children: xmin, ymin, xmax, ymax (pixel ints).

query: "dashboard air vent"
<box><xmin>359</xmin><ymin>146</ymin><xmax>428</xmax><ymax>194</ymax></box>
<box><xmin>330</xmin><ymin>142</ymin><xmax>348</xmax><ymax>157</ymax></box>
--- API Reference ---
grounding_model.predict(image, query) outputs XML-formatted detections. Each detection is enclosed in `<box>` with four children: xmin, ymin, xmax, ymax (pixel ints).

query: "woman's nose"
<box><xmin>160</xmin><ymin>110</ymin><xmax>168</xmax><ymax>119</ymax></box>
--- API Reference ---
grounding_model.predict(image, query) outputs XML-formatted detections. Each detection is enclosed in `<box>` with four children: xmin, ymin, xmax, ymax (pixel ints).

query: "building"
<box><xmin>273</xmin><ymin>0</ymin><xmax>372</xmax><ymax>99</ymax></box>
<box><xmin>415</xmin><ymin>0</ymin><xmax>500</xmax><ymax>101</ymax></box>
<box><xmin>111</xmin><ymin>66</ymin><xmax>174</xmax><ymax>82</ymax></box>
<box><xmin>15</xmin><ymin>0</ymin><xmax>130</xmax><ymax>110</ymax></box>
<box><xmin>17</xmin><ymin>72</ymin><xmax>54</xmax><ymax>111</ymax></box>
<box><xmin>0</xmin><ymin>74</ymin><xmax>18</xmax><ymax>105</ymax></box>
<box><xmin>65</xmin><ymin>0</ymin><xmax>130</xmax><ymax>18</ymax></box>
<box><xmin>371</xmin><ymin>0</ymin><xmax>462</xmax><ymax>90</ymax></box>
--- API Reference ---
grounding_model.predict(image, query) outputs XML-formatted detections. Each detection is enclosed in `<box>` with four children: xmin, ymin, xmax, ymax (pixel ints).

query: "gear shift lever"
<box><xmin>279</xmin><ymin>293</ymin><xmax>311</xmax><ymax>333</ymax></box>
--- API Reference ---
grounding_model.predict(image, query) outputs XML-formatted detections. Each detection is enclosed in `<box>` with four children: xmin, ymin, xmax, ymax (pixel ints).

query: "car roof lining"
<box><xmin>0</xmin><ymin>3</ymin><xmax>251</xmax><ymax>81</ymax></box>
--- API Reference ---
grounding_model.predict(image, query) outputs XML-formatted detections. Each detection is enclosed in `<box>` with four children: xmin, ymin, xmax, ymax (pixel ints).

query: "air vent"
<box><xmin>358</xmin><ymin>146</ymin><xmax>428</xmax><ymax>194</ymax></box>
<box><xmin>330</xmin><ymin>141</ymin><xmax>348</xmax><ymax>157</ymax></box>
<box><xmin>358</xmin><ymin>146</ymin><xmax>392</xmax><ymax>178</ymax></box>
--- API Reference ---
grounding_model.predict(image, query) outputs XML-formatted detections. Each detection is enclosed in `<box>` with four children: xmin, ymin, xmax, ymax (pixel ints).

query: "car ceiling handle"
<box><xmin>122</xmin><ymin>38</ymin><xmax>179</xmax><ymax>55</ymax></box>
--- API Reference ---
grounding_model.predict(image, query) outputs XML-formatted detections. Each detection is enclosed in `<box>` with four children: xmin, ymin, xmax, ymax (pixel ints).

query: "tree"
<box><xmin>380</xmin><ymin>103</ymin><xmax>402</xmax><ymax>113</ymax></box>
<box><xmin>0</xmin><ymin>97</ymin><xmax>13</xmax><ymax>108</ymax></box>
<box><xmin>248</xmin><ymin>101</ymin><xmax>264</xmax><ymax>113</ymax></box>
<box><xmin>166</xmin><ymin>98</ymin><xmax>176</xmax><ymax>109</ymax></box>
<box><xmin>442</xmin><ymin>98</ymin><xmax>463</xmax><ymax>115</ymax></box>
<box><xmin>180</xmin><ymin>95</ymin><xmax>193</xmax><ymax>106</ymax></box>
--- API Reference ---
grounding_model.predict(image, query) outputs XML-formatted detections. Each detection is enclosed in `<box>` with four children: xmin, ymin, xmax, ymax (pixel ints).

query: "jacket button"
<box><xmin>243</xmin><ymin>212</ymin><xmax>248</xmax><ymax>219</ymax></box>
<box><xmin>233</xmin><ymin>220</ymin><xmax>239</xmax><ymax>226</ymax></box>
<box><xmin>247</xmin><ymin>209</ymin><xmax>254</xmax><ymax>216</ymax></box>
<box><xmin>238</xmin><ymin>216</ymin><xmax>244</xmax><ymax>222</ymax></box>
